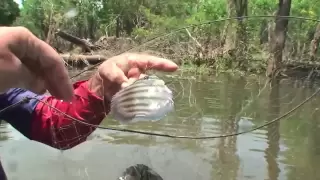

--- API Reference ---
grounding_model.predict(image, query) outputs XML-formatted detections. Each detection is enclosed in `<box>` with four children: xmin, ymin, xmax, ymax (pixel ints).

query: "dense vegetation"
<box><xmin>1</xmin><ymin>0</ymin><xmax>19</xmax><ymax>25</ymax></box>
<box><xmin>2</xmin><ymin>0</ymin><xmax>320</xmax><ymax>76</ymax></box>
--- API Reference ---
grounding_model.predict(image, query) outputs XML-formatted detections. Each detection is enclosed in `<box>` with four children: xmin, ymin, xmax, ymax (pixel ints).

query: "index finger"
<box><xmin>127</xmin><ymin>54</ymin><xmax>179</xmax><ymax>72</ymax></box>
<box><xmin>7</xmin><ymin>27</ymin><xmax>73</xmax><ymax>101</ymax></box>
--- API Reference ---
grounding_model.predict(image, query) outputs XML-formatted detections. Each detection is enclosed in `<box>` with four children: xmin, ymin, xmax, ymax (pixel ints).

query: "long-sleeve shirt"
<box><xmin>0</xmin><ymin>80</ymin><xmax>108</xmax><ymax>150</ymax></box>
<box><xmin>0</xmin><ymin>80</ymin><xmax>109</xmax><ymax>180</ymax></box>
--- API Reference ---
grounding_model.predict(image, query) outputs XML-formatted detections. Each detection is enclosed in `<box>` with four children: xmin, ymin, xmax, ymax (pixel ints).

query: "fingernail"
<box><xmin>59</xmin><ymin>87</ymin><xmax>74</xmax><ymax>102</ymax></box>
<box><xmin>121</xmin><ymin>78</ymin><xmax>137</xmax><ymax>88</ymax></box>
<box><xmin>139</xmin><ymin>74</ymin><xmax>146</xmax><ymax>79</ymax></box>
<box><xmin>121</xmin><ymin>82</ymin><xmax>129</xmax><ymax>88</ymax></box>
<box><xmin>127</xmin><ymin>54</ymin><xmax>138</xmax><ymax>61</ymax></box>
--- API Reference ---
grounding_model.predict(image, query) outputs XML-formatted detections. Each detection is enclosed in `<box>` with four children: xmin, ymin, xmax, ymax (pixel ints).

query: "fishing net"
<box><xmin>1</xmin><ymin>15</ymin><xmax>320</xmax><ymax>180</ymax></box>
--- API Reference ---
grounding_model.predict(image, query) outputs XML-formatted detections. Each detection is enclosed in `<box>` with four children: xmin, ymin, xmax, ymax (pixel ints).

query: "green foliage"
<box><xmin>14</xmin><ymin>0</ymin><xmax>74</xmax><ymax>38</ymax></box>
<box><xmin>0</xmin><ymin>0</ymin><xmax>20</xmax><ymax>25</ymax></box>
<box><xmin>10</xmin><ymin>0</ymin><xmax>319</xmax><ymax>41</ymax></box>
<box><xmin>5</xmin><ymin>0</ymin><xmax>320</xmax><ymax>72</ymax></box>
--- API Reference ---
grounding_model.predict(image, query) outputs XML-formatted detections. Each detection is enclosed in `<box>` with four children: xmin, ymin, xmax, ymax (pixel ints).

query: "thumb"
<box><xmin>99</xmin><ymin>62</ymin><xmax>129</xmax><ymax>85</ymax></box>
<box><xmin>98</xmin><ymin>62</ymin><xmax>129</xmax><ymax>99</ymax></box>
<box><xmin>16</xmin><ymin>63</ymin><xmax>46</xmax><ymax>94</ymax></box>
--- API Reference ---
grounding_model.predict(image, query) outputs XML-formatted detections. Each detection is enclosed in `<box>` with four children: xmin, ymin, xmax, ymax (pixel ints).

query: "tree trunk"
<box><xmin>223</xmin><ymin>0</ymin><xmax>237</xmax><ymax>55</ymax></box>
<box><xmin>223</xmin><ymin>0</ymin><xmax>248</xmax><ymax>69</ymax></box>
<box><xmin>309</xmin><ymin>23</ymin><xmax>320</xmax><ymax>61</ymax></box>
<box><xmin>260</xmin><ymin>19</ymin><xmax>269</xmax><ymax>45</ymax></box>
<box><xmin>116</xmin><ymin>17</ymin><xmax>120</xmax><ymax>38</ymax></box>
<box><xmin>45</xmin><ymin>7</ymin><xmax>54</xmax><ymax>44</ymax></box>
<box><xmin>266</xmin><ymin>0</ymin><xmax>292</xmax><ymax>78</ymax></box>
<box><xmin>234</xmin><ymin>0</ymin><xmax>248</xmax><ymax>70</ymax></box>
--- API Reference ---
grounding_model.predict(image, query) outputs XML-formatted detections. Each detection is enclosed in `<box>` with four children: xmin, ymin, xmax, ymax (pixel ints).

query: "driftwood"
<box><xmin>55</xmin><ymin>29</ymin><xmax>101</xmax><ymax>52</ymax></box>
<box><xmin>52</xmin><ymin>29</ymin><xmax>109</xmax><ymax>66</ymax></box>
<box><xmin>60</xmin><ymin>54</ymin><xmax>106</xmax><ymax>64</ymax></box>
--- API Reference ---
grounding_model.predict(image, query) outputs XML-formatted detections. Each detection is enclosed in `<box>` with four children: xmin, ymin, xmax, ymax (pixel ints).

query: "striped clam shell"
<box><xmin>110</xmin><ymin>75</ymin><xmax>174</xmax><ymax>123</ymax></box>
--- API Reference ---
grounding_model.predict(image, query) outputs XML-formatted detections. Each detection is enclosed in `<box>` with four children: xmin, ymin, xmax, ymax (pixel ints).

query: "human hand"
<box><xmin>87</xmin><ymin>53</ymin><xmax>178</xmax><ymax>100</ymax></box>
<box><xmin>0</xmin><ymin>26</ymin><xmax>73</xmax><ymax>101</ymax></box>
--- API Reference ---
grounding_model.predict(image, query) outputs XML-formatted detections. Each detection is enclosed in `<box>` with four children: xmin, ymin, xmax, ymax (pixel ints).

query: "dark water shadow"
<box><xmin>264</xmin><ymin>79</ymin><xmax>281</xmax><ymax>180</ymax></box>
<box><xmin>212</xmin><ymin>75</ymin><xmax>247</xmax><ymax>180</ymax></box>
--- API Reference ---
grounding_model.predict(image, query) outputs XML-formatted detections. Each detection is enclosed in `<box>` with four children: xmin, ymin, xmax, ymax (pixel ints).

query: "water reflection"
<box><xmin>211</xmin><ymin>75</ymin><xmax>245</xmax><ymax>180</ymax></box>
<box><xmin>0</xmin><ymin>71</ymin><xmax>320</xmax><ymax>180</ymax></box>
<box><xmin>265</xmin><ymin>79</ymin><xmax>280</xmax><ymax>180</ymax></box>
<box><xmin>306</xmin><ymin>94</ymin><xmax>320</xmax><ymax>180</ymax></box>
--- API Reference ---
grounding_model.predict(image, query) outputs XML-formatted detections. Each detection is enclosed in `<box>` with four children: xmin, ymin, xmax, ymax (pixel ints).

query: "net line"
<box><xmin>0</xmin><ymin>81</ymin><xmax>318</xmax><ymax>142</ymax></box>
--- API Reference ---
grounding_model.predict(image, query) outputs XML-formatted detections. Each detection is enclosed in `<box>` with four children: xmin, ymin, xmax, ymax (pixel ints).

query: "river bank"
<box><xmin>51</xmin><ymin>30</ymin><xmax>320</xmax><ymax>81</ymax></box>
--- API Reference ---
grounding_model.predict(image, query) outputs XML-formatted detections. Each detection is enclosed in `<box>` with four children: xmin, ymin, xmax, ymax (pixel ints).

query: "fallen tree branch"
<box><xmin>185</xmin><ymin>28</ymin><xmax>203</xmax><ymax>49</ymax></box>
<box><xmin>60</xmin><ymin>54</ymin><xmax>107</xmax><ymax>64</ymax></box>
<box><xmin>185</xmin><ymin>28</ymin><xmax>205</xmax><ymax>59</ymax></box>
<box><xmin>55</xmin><ymin>29</ymin><xmax>99</xmax><ymax>52</ymax></box>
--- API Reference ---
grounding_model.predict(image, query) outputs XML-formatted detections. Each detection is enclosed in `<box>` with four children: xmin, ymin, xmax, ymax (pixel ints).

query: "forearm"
<box><xmin>0</xmin><ymin>88</ymin><xmax>44</xmax><ymax>137</ymax></box>
<box><xmin>0</xmin><ymin>78</ymin><xmax>108</xmax><ymax>150</ymax></box>
<box><xmin>31</xmin><ymin>80</ymin><xmax>109</xmax><ymax>150</ymax></box>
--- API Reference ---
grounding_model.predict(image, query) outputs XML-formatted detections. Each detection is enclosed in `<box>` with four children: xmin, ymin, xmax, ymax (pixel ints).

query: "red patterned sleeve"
<box><xmin>30</xmin><ymin>80</ymin><xmax>109</xmax><ymax>150</ymax></box>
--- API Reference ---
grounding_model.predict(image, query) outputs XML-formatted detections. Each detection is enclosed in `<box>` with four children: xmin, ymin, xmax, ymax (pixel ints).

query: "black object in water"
<box><xmin>118</xmin><ymin>164</ymin><xmax>163</xmax><ymax>180</ymax></box>
<box><xmin>0</xmin><ymin>161</ymin><xmax>7</xmax><ymax>180</ymax></box>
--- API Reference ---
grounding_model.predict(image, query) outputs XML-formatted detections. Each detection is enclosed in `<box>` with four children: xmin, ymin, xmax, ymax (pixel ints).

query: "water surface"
<box><xmin>0</xmin><ymin>70</ymin><xmax>320</xmax><ymax>180</ymax></box>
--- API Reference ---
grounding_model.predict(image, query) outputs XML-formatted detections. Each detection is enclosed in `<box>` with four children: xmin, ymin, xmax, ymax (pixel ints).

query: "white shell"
<box><xmin>110</xmin><ymin>75</ymin><xmax>174</xmax><ymax>123</ymax></box>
